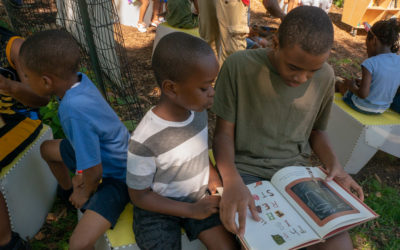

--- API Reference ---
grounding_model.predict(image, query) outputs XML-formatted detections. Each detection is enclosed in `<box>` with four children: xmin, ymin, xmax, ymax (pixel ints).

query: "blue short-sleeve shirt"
<box><xmin>58</xmin><ymin>73</ymin><xmax>129</xmax><ymax>181</ymax></box>
<box><xmin>351</xmin><ymin>53</ymin><xmax>400</xmax><ymax>113</ymax></box>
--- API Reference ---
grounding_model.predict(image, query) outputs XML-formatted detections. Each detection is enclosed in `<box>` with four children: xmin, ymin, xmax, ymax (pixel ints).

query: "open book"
<box><xmin>235</xmin><ymin>166</ymin><xmax>378</xmax><ymax>250</ymax></box>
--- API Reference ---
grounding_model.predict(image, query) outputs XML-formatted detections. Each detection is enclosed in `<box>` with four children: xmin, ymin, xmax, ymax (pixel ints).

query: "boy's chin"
<box><xmin>284</xmin><ymin>81</ymin><xmax>303</xmax><ymax>87</ymax></box>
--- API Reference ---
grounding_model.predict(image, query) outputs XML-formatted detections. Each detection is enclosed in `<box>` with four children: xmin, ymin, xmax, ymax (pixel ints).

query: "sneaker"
<box><xmin>158</xmin><ymin>16</ymin><xmax>165</xmax><ymax>23</ymax></box>
<box><xmin>151</xmin><ymin>20</ymin><xmax>161</xmax><ymax>27</ymax></box>
<box><xmin>137</xmin><ymin>22</ymin><xmax>147</xmax><ymax>33</ymax></box>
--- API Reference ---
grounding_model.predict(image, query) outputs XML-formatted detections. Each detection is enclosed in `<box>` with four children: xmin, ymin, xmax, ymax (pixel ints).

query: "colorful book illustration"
<box><xmin>235</xmin><ymin>166</ymin><xmax>378</xmax><ymax>250</ymax></box>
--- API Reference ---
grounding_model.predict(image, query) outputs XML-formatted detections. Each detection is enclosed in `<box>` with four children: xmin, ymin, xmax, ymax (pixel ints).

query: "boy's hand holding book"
<box><xmin>325</xmin><ymin>162</ymin><xmax>364</xmax><ymax>201</ymax></box>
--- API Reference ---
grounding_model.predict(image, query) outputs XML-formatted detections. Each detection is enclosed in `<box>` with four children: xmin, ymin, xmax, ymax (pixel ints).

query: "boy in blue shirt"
<box><xmin>19</xmin><ymin>30</ymin><xmax>130</xmax><ymax>250</ymax></box>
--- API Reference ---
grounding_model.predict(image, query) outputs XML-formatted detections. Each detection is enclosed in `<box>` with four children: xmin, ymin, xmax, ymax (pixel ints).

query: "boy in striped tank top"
<box><xmin>126</xmin><ymin>32</ymin><xmax>239</xmax><ymax>249</ymax></box>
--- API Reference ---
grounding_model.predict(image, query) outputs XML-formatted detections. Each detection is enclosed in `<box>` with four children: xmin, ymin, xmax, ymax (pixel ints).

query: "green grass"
<box><xmin>350</xmin><ymin>178</ymin><xmax>400</xmax><ymax>249</ymax></box>
<box><xmin>30</xmin><ymin>198</ymin><xmax>77</xmax><ymax>250</ymax></box>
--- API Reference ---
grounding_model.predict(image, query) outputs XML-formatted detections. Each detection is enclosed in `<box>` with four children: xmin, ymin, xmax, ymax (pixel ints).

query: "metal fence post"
<box><xmin>77</xmin><ymin>0</ymin><xmax>107</xmax><ymax>99</ymax></box>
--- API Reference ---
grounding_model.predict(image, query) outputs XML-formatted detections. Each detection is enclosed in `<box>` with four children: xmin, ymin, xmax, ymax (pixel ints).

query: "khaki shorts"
<box><xmin>199</xmin><ymin>0</ymin><xmax>249</xmax><ymax>64</ymax></box>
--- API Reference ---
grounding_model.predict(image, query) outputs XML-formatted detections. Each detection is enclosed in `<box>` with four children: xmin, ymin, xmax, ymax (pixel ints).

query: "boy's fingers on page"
<box><xmin>237</xmin><ymin>203</ymin><xmax>247</xmax><ymax>238</ymax></box>
<box><xmin>248</xmin><ymin>199</ymin><xmax>261</xmax><ymax>221</ymax></box>
<box><xmin>220</xmin><ymin>202</ymin><xmax>239</xmax><ymax>235</ymax></box>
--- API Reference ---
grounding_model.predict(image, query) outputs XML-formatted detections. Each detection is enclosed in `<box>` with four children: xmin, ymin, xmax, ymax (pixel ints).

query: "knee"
<box><xmin>69</xmin><ymin>234</ymin><xmax>94</xmax><ymax>250</ymax></box>
<box><xmin>40</xmin><ymin>140</ymin><xmax>52</xmax><ymax>160</ymax></box>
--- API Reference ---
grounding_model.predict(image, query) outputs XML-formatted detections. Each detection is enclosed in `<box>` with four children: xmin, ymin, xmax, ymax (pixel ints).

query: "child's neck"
<box><xmin>153</xmin><ymin>97</ymin><xmax>191</xmax><ymax>122</ymax></box>
<box><xmin>372</xmin><ymin>43</ymin><xmax>392</xmax><ymax>57</ymax></box>
<box><xmin>56</xmin><ymin>73</ymin><xmax>80</xmax><ymax>99</ymax></box>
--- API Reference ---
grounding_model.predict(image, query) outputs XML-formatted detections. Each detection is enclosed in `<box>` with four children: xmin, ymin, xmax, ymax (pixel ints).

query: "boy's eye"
<box><xmin>200</xmin><ymin>87</ymin><xmax>208</xmax><ymax>92</ymax></box>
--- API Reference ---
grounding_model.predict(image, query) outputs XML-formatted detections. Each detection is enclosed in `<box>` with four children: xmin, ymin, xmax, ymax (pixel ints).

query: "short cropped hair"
<box><xmin>152</xmin><ymin>32</ymin><xmax>214</xmax><ymax>85</ymax></box>
<box><xmin>19</xmin><ymin>29</ymin><xmax>80</xmax><ymax>78</ymax></box>
<box><xmin>278</xmin><ymin>6</ymin><xmax>334</xmax><ymax>55</ymax></box>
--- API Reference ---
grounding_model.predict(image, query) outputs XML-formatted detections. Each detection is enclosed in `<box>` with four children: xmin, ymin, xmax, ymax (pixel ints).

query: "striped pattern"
<box><xmin>127</xmin><ymin>109</ymin><xmax>209</xmax><ymax>202</ymax></box>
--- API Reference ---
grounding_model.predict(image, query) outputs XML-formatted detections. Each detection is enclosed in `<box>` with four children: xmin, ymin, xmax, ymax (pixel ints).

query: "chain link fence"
<box><xmin>1</xmin><ymin>0</ymin><xmax>143</xmax><ymax>130</ymax></box>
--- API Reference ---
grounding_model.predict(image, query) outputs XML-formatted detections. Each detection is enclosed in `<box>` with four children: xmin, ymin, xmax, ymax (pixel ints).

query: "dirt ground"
<box><xmin>121</xmin><ymin>2</ymin><xmax>399</xmax><ymax>191</ymax></box>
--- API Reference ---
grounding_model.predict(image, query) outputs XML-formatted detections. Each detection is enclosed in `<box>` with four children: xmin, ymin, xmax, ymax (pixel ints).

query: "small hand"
<box><xmin>72</xmin><ymin>174</ymin><xmax>84</xmax><ymax>190</ymax></box>
<box><xmin>326</xmin><ymin>163</ymin><xmax>364</xmax><ymax>201</ymax></box>
<box><xmin>69</xmin><ymin>188</ymin><xmax>89</xmax><ymax>209</ymax></box>
<box><xmin>191</xmin><ymin>195</ymin><xmax>220</xmax><ymax>220</ymax></box>
<box><xmin>220</xmin><ymin>179</ymin><xmax>260</xmax><ymax>237</ymax></box>
<box><xmin>337</xmin><ymin>79</ymin><xmax>350</xmax><ymax>95</ymax></box>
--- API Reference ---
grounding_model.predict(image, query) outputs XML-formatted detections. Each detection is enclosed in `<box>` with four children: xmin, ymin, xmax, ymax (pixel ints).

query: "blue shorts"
<box><xmin>391</xmin><ymin>94</ymin><xmax>400</xmax><ymax>113</ymax></box>
<box><xmin>342</xmin><ymin>92</ymin><xmax>381</xmax><ymax>115</ymax></box>
<box><xmin>133</xmin><ymin>204</ymin><xmax>221</xmax><ymax>249</ymax></box>
<box><xmin>59</xmin><ymin>139</ymin><xmax>129</xmax><ymax>227</ymax></box>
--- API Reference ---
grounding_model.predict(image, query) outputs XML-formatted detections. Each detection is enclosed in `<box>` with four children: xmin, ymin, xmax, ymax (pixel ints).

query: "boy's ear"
<box><xmin>42</xmin><ymin>75</ymin><xmax>54</xmax><ymax>91</ymax></box>
<box><xmin>161</xmin><ymin>79</ymin><xmax>178</xmax><ymax>98</ymax></box>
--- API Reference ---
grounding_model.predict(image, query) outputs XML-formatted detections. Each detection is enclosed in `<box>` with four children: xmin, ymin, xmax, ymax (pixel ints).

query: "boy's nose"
<box><xmin>208</xmin><ymin>87</ymin><xmax>215</xmax><ymax>97</ymax></box>
<box><xmin>294</xmin><ymin>72</ymin><xmax>308</xmax><ymax>84</ymax></box>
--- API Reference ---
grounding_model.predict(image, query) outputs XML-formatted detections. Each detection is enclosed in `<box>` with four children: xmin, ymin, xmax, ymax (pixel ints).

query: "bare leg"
<box><xmin>307</xmin><ymin>231</ymin><xmax>353</xmax><ymax>250</ymax></box>
<box><xmin>287</xmin><ymin>0</ymin><xmax>296</xmax><ymax>12</ymax></box>
<box><xmin>0</xmin><ymin>193</ymin><xmax>11</xmax><ymax>246</ymax></box>
<box><xmin>40</xmin><ymin>139</ymin><xmax>72</xmax><ymax>190</ymax></box>
<box><xmin>198</xmin><ymin>224</ymin><xmax>240</xmax><ymax>250</ymax></box>
<box><xmin>69</xmin><ymin>209</ymin><xmax>111</xmax><ymax>250</ymax></box>
<box><xmin>151</xmin><ymin>0</ymin><xmax>160</xmax><ymax>24</ymax></box>
<box><xmin>138</xmin><ymin>0</ymin><xmax>150</xmax><ymax>25</ymax></box>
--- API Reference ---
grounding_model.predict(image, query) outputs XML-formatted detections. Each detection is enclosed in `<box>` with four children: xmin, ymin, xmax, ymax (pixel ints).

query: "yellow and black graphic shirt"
<box><xmin>0</xmin><ymin>26</ymin><xmax>22</xmax><ymax>115</ymax></box>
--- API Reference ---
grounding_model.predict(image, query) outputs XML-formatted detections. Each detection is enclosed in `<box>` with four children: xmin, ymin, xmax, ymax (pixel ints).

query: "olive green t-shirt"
<box><xmin>166</xmin><ymin>0</ymin><xmax>198</xmax><ymax>29</ymax></box>
<box><xmin>211</xmin><ymin>48</ymin><xmax>335</xmax><ymax>179</ymax></box>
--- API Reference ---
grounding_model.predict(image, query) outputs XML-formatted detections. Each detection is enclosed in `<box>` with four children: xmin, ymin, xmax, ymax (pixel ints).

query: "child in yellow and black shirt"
<box><xmin>0</xmin><ymin>26</ymin><xmax>49</xmax><ymax>250</ymax></box>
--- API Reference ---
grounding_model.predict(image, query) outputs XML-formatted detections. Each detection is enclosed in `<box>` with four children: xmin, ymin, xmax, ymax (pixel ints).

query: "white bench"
<box><xmin>0</xmin><ymin>125</ymin><xmax>57</xmax><ymax>240</ymax></box>
<box><xmin>326</xmin><ymin>93</ymin><xmax>400</xmax><ymax>174</ymax></box>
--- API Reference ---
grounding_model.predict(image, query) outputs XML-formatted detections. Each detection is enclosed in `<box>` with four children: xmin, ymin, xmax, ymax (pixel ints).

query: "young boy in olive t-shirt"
<box><xmin>211</xmin><ymin>6</ymin><xmax>364</xmax><ymax>250</ymax></box>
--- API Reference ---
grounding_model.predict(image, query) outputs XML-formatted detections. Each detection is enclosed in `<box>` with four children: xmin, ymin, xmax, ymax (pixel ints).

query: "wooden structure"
<box><xmin>342</xmin><ymin>0</ymin><xmax>400</xmax><ymax>35</ymax></box>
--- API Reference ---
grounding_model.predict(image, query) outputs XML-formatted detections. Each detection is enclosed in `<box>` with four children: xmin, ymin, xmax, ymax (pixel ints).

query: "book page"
<box><xmin>238</xmin><ymin>181</ymin><xmax>320</xmax><ymax>250</ymax></box>
<box><xmin>271</xmin><ymin>166</ymin><xmax>377</xmax><ymax>238</ymax></box>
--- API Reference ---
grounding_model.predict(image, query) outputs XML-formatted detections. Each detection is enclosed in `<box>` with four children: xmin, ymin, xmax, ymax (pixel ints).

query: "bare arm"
<box><xmin>128</xmin><ymin>188</ymin><xmax>220</xmax><ymax>220</ymax></box>
<box><xmin>208</xmin><ymin>160</ymin><xmax>222</xmax><ymax>195</ymax></box>
<box><xmin>346</xmin><ymin>66</ymin><xmax>372</xmax><ymax>99</ymax></box>
<box><xmin>309</xmin><ymin>130</ymin><xmax>364</xmax><ymax>201</ymax></box>
<box><xmin>262</xmin><ymin>0</ymin><xmax>286</xmax><ymax>21</ymax></box>
<box><xmin>69</xmin><ymin>163</ymin><xmax>103</xmax><ymax>208</ymax></box>
<box><xmin>212</xmin><ymin>117</ymin><xmax>259</xmax><ymax>237</ymax></box>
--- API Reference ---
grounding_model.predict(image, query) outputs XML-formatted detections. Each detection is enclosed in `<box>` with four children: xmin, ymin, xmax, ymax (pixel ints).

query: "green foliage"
<box><xmin>333</xmin><ymin>0</ymin><xmax>344</xmax><ymax>8</ymax></box>
<box><xmin>0</xmin><ymin>19</ymin><xmax>11</xmax><ymax>30</ymax></box>
<box><xmin>123</xmin><ymin>119</ymin><xmax>138</xmax><ymax>132</ymax></box>
<box><xmin>351</xmin><ymin>178</ymin><xmax>400</xmax><ymax>249</ymax></box>
<box><xmin>30</xmin><ymin>198</ymin><xmax>77</xmax><ymax>249</ymax></box>
<box><xmin>39</xmin><ymin>98</ymin><xmax>65</xmax><ymax>139</ymax></box>
<box><xmin>329</xmin><ymin>56</ymin><xmax>361</xmax><ymax>79</ymax></box>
